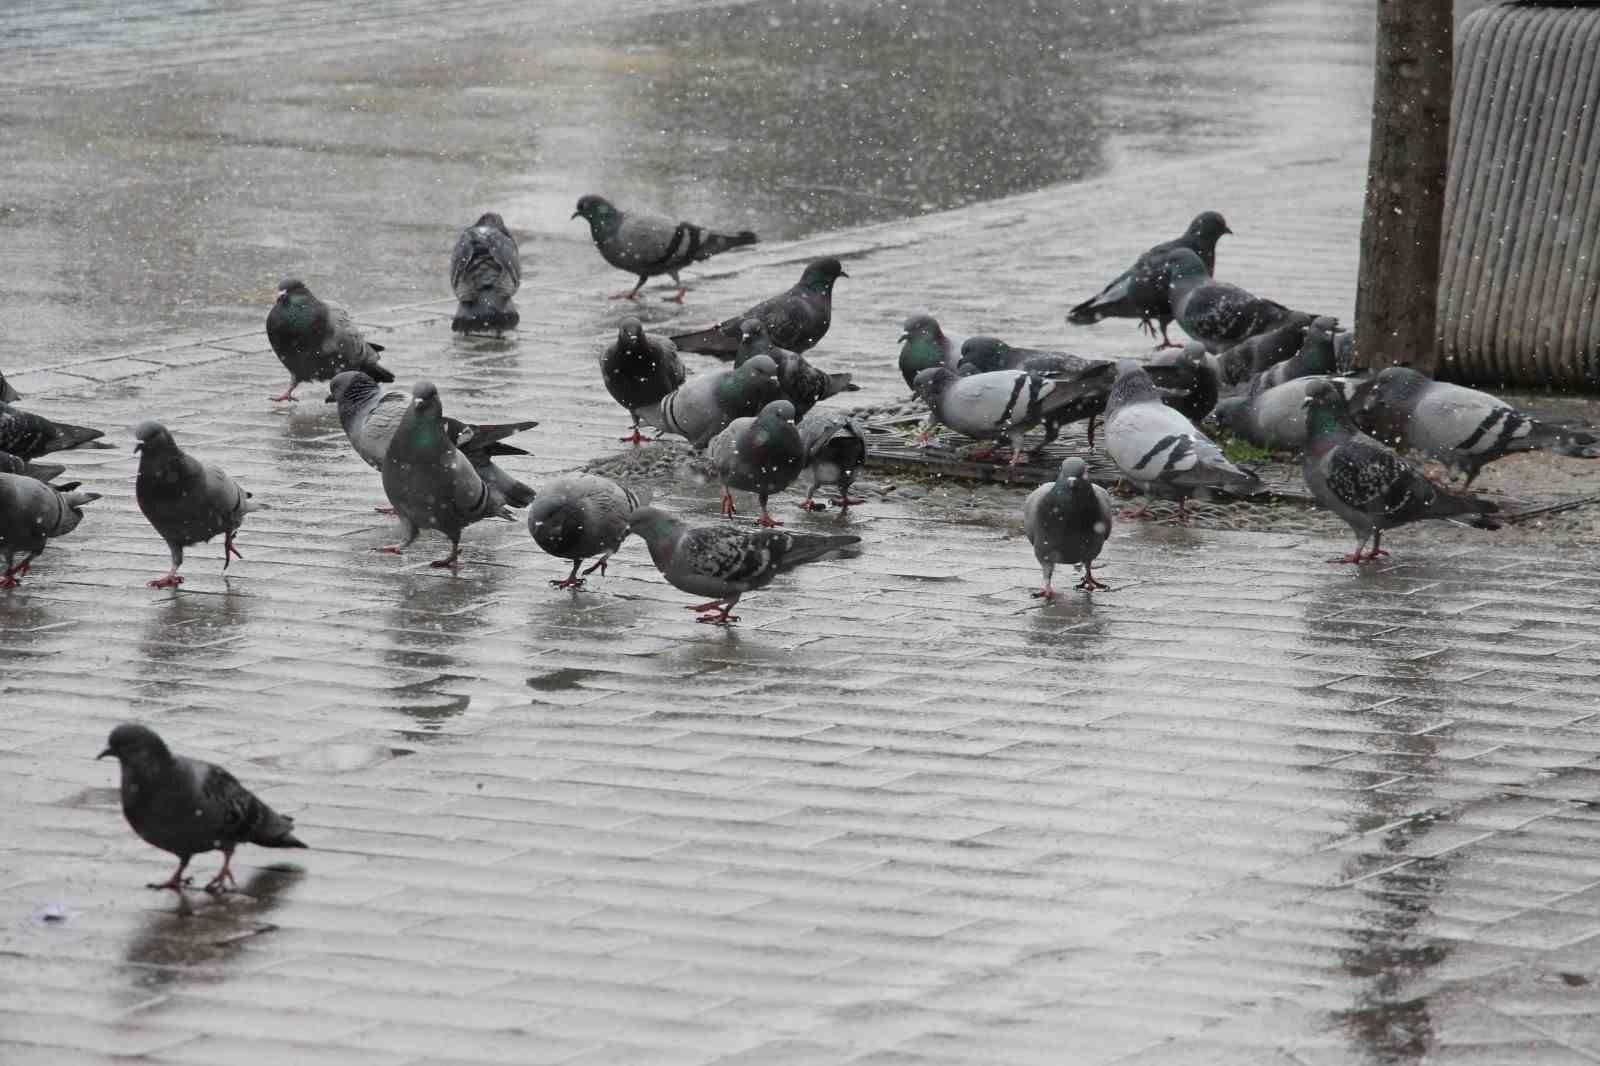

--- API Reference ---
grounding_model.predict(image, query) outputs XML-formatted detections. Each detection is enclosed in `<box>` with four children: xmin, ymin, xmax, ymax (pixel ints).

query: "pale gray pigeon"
<box><xmin>135</xmin><ymin>421</ymin><xmax>264</xmax><ymax>589</ymax></box>
<box><xmin>450</xmin><ymin>212</ymin><xmax>521</xmax><ymax>334</ymax></box>
<box><xmin>797</xmin><ymin>410</ymin><xmax>868</xmax><ymax>514</ymax></box>
<box><xmin>1023</xmin><ymin>457</ymin><xmax>1113</xmax><ymax>598</ymax></box>
<box><xmin>265</xmin><ymin>278</ymin><xmax>392</xmax><ymax>402</ymax></box>
<box><xmin>913</xmin><ymin>365</ymin><xmax>1108</xmax><ymax>465</ymax></box>
<box><xmin>0</xmin><ymin>472</ymin><xmax>99</xmax><ymax>589</ymax></box>
<box><xmin>628</xmin><ymin>504</ymin><xmax>860</xmax><ymax>625</ymax></box>
<box><xmin>733</xmin><ymin>319</ymin><xmax>857</xmax><ymax>419</ymax></box>
<box><xmin>1103</xmin><ymin>364</ymin><xmax>1261</xmax><ymax>521</ymax></box>
<box><xmin>958</xmin><ymin>337</ymin><xmax>1094</xmax><ymax>378</ymax></box>
<box><xmin>898</xmin><ymin>314</ymin><xmax>965</xmax><ymax>391</ymax></box>
<box><xmin>1067</xmin><ymin>211</ymin><xmax>1231</xmax><ymax>347</ymax></box>
<box><xmin>708</xmin><ymin>399</ymin><xmax>806</xmax><ymax>526</ymax></box>
<box><xmin>527</xmin><ymin>474</ymin><xmax>649</xmax><ymax>590</ymax></box>
<box><xmin>98</xmin><ymin>723</ymin><xmax>305</xmax><ymax>895</ymax></box>
<box><xmin>641</xmin><ymin>354</ymin><xmax>784</xmax><ymax>449</ymax></box>
<box><xmin>378</xmin><ymin>381</ymin><xmax>516</xmax><ymax>569</ymax></box>
<box><xmin>1163</xmin><ymin>249</ymin><xmax>1317</xmax><ymax>353</ymax></box>
<box><xmin>601</xmin><ymin>318</ymin><xmax>686</xmax><ymax>444</ymax></box>
<box><xmin>1301</xmin><ymin>379</ymin><xmax>1500</xmax><ymax>563</ymax></box>
<box><xmin>573</xmin><ymin>194</ymin><xmax>757</xmax><ymax>303</ymax></box>
<box><xmin>0</xmin><ymin>402</ymin><xmax>111</xmax><ymax>459</ymax></box>
<box><xmin>1212</xmin><ymin>375</ymin><xmax>1355</xmax><ymax>453</ymax></box>
<box><xmin>670</xmin><ymin>257</ymin><xmax>846</xmax><ymax>357</ymax></box>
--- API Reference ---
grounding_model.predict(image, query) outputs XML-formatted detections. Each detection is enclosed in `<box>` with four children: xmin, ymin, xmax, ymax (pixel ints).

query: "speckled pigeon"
<box><xmin>450</xmin><ymin>212</ymin><xmax>521</xmax><ymax>334</ymax></box>
<box><xmin>1163</xmin><ymin>249</ymin><xmax>1317</xmax><ymax>353</ymax></box>
<box><xmin>601</xmin><ymin>318</ymin><xmax>686</xmax><ymax>444</ymax></box>
<box><xmin>0</xmin><ymin>402</ymin><xmax>110</xmax><ymax>459</ymax></box>
<box><xmin>1066</xmin><ymin>211</ymin><xmax>1232</xmax><ymax>347</ymax></box>
<box><xmin>898</xmin><ymin>315</ymin><xmax>966</xmax><ymax>391</ymax></box>
<box><xmin>669</xmin><ymin>257</ymin><xmax>846</xmax><ymax>358</ymax></box>
<box><xmin>707</xmin><ymin>399</ymin><xmax>806</xmax><ymax>527</ymax></box>
<box><xmin>797</xmin><ymin>409</ymin><xmax>868</xmax><ymax>514</ymax></box>
<box><xmin>733</xmin><ymin>319</ymin><xmax>856</xmax><ymax>419</ymax></box>
<box><xmin>627</xmin><ymin>504</ymin><xmax>860</xmax><ymax>625</ymax></box>
<box><xmin>99</xmin><ymin>723</ymin><xmax>305</xmax><ymax>895</ymax></box>
<box><xmin>265</xmin><ymin>278</ymin><xmax>392</xmax><ymax>402</ymax></box>
<box><xmin>135</xmin><ymin>421</ymin><xmax>264</xmax><ymax>589</ymax></box>
<box><xmin>913</xmin><ymin>365</ymin><xmax>1110</xmax><ymax>465</ymax></box>
<box><xmin>527</xmin><ymin>474</ymin><xmax>649</xmax><ymax>590</ymax></box>
<box><xmin>958</xmin><ymin>337</ymin><xmax>1094</xmax><ymax>378</ymax></box>
<box><xmin>1023</xmin><ymin>457</ymin><xmax>1113</xmax><ymax>598</ymax></box>
<box><xmin>573</xmin><ymin>194</ymin><xmax>757</xmax><ymax>303</ymax></box>
<box><xmin>641</xmin><ymin>354</ymin><xmax>784</xmax><ymax>449</ymax></box>
<box><xmin>0</xmin><ymin>472</ymin><xmax>99</xmax><ymax>589</ymax></box>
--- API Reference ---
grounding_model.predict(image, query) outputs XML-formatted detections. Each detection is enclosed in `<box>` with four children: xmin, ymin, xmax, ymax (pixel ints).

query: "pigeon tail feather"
<box><xmin>669</xmin><ymin>324</ymin><xmax>739</xmax><ymax>358</ymax></box>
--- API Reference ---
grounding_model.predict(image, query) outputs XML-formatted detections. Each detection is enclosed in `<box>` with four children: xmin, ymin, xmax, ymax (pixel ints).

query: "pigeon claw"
<box><xmin>1327</xmin><ymin>551</ymin><xmax>1368</xmax><ymax>565</ymax></box>
<box><xmin>581</xmin><ymin>556</ymin><xmax>609</xmax><ymax>578</ymax></box>
<box><xmin>222</xmin><ymin>530</ymin><xmax>243</xmax><ymax>569</ymax></box>
<box><xmin>1075</xmin><ymin>571</ymin><xmax>1110</xmax><ymax>592</ymax></box>
<box><xmin>374</xmin><ymin>505</ymin><xmax>396</xmax><ymax>515</ymax></box>
<box><xmin>756</xmin><ymin>511</ymin><xmax>784</xmax><ymax>528</ymax></box>
<box><xmin>147</xmin><ymin>572</ymin><xmax>184</xmax><ymax>589</ymax></box>
<box><xmin>619</xmin><ymin>428</ymin><xmax>650</xmax><ymax>446</ymax></box>
<box><xmin>428</xmin><ymin>554</ymin><xmax>462</xmax><ymax>570</ymax></box>
<box><xmin>1031</xmin><ymin>586</ymin><xmax>1057</xmax><ymax>601</ymax></box>
<box><xmin>608</xmin><ymin>291</ymin><xmax>642</xmax><ymax>302</ymax></box>
<box><xmin>371</xmin><ymin>545</ymin><xmax>405</xmax><ymax>555</ymax></box>
<box><xmin>664</xmin><ymin>288</ymin><xmax>687</xmax><ymax>304</ymax></box>
<box><xmin>695</xmin><ymin>605</ymin><xmax>739</xmax><ymax>626</ymax></box>
<box><xmin>685</xmin><ymin>600</ymin><xmax>724</xmax><ymax>612</ymax></box>
<box><xmin>549</xmin><ymin>577</ymin><xmax>586</xmax><ymax>591</ymax></box>
<box><xmin>798</xmin><ymin>498</ymin><xmax>828</xmax><ymax>512</ymax></box>
<box><xmin>834</xmin><ymin>495</ymin><xmax>867</xmax><ymax>507</ymax></box>
<box><xmin>720</xmin><ymin>489</ymin><xmax>737</xmax><ymax>518</ymax></box>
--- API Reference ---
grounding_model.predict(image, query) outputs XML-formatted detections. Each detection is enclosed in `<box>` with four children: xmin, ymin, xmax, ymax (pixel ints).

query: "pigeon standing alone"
<box><xmin>0</xmin><ymin>402</ymin><xmax>110</xmax><ymax>459</ymax></box>
<box><xmin>527</xmin><ymin>474</ymin><xmax>648</xmax><ymax>590</ymax></box>
<box><xmin>1067</xmin><ymin>211</ymin><xmax>1232</xmax><ymax>347</ymax></box>
<box><xmin>0</xmin><ymin>472</ymin><xmax>100</xmax><ymax>588</ymax></box>
<box><xmin>627</xmin><ymin>504</ymin><xmax>860</xmax><ymax>625</ymax></box>
<box><xmin>134</xmin><ymin>421</ymin><xmax>264</xmax><ymax>589</ymax></box>
<box><xmin>733</xmin><ymin>319</ymin><xmax>857</xmax><ymax>419</ymax></box>
<box><xmin>897</xmin><ymin>314</ymin><xmax>965</xmax><ymax>392</ymax></box>
<box><xmin>1163</xmin><ymin>249</ymin><xmax>1315</xmax><ymax>353</ymax></box>
<box><xmin>1301</xmin><ymin>379</ymin><xmax>1500</xmax><ymax>563</ymax></box>
<box><xmin>99</xmin><ymin>723</ymin><xmax>306</xmax><ymax>894</ymax></box>
<box><xmin>708</xmin><ymin>399</ymin><xmax>806</xmax><ymax>526</ymax></box>
<box><xmin>670</xmin><ymin>257</ymin><xmax>847</xmax><ymax>358</ymax></box>
<box><xmin>797</xmin><ymin>409</ymin><xmax>868</xmax><ymax>514</ymax></box>
<box><xmin>573</xmin><ymin>194</ymin><xmax>758</xmax><ymax>303</ymax></box>
<box><xmin>642</xmin><ymin>355</ymin><xmax>784</xmax><ymax>449</ymax></box>
<box><xmin>600</xmin><ymin>318</ymin><xmax>686</xmax><ymax>445</ymax></box>
<box><xmin>1023</xmin><ymin>457</ymin><xmax>1114</xmax><ymax>597</ymax></box>
<box><xmin>265</xmin><ymin>278</ymin><xmax>393</xmax><ymax>403</ymax></box>
<box><xmin>450</xmin><ymin>211</ymin><xmax>521</xmax><ymax>335</ymax></box>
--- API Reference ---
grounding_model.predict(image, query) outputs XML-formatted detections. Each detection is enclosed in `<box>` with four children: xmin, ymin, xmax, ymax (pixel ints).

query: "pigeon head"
<box><xmin>132</xmin><ymin>420</ymin><xmax>175</xmax><ymax>454</ymax></box>
<box><xmin>1057</xmin><ymin>457</ymin><xmax>1089</xmax><ymax>485</ymax></box>
<box><xmin>958</xmin><ymin>336</ymin><xmax>1010</xmax><ymax>374</ymax></box>
<box><xmin>739</xmin><ymin>318</ymin><xmax>768</xmax><ymax>342</ymax></box>
<box><xmin>410</xmin><ymin>380</ymin><xmax>442</xmax><ymax>417</ymax></box>
<box><xmin>572</xmin><ymin>194</ymin><xmax>616</xmax><ymax>222</ymax></box>
<box><xmin>734</xmin><ymin>354</ymin><xmax>779</xmax><ymax>382</ymax></box>
<box><xmin>326</xmin><ymin>369</ymin><xmax>377</xmax><ymax>406</ymax></box>
<box><xmin>526</xmin><ymin>495</ymin><xmax>585</xmax><ymax>558</ymax></box>
<box><xmin>1187</xmin><ymin>211</ymin><xmax>1233</xmax><ymax>242</ymax></box>
<box><xmin>616</xmin><ymin>317</ymin><xmax>646</xmax><ymax>346</ymax></box>
<box><xmin>756</xmin><ymin>399</ymin><xmax>797</xmax><ymax>426</ymax></box>
<box><xmin>912</xmin><ymin>366</ymin><xmax>958</xmax><ymax>405</ymax></box>
<box><xmin>474</xmin><ymin>211</ymin><xmax>511</xmax><ymax>236</ymax></box>
<box><xmin>1357</xmin><ymin>367</ymin><xmax>1428</xmax><ymax>422</ymax></box>
<box><xmin>1211</xmin><ymin>395</ymin><xmax>1249</xmax><ymax>435</ymax></box>
<box><xmin>899</xmin><ymin>314</ymin><xmax>943</xmax><ymax>345</ymax></box>
<box><xmin>625</xmin><ymin>505</ymin><xmax>681</xmax><ymax>557</ymax></box>
<box><xmin>1299</xmin><ymin>378</ymin><xmax>1355</xmax><ymax>438</ymax></box>
<box><xmin>1105</xmin><ymin>364</ymin><xmax>1162</xmax><ymax>414</ymax></box>
<box><xmin>98</xmin><ymin>722</ymin><xmax>172</xmax><ymax>764</ymax></box>
<box><xmin>275</xmin><ymin>278</ymin><xmax>312</xmax><ymax>306</ymax></box>
<box><xmin>798</xmin><ymin>257</ymin><xmax>848</xmax><ymax>292</ymax></box>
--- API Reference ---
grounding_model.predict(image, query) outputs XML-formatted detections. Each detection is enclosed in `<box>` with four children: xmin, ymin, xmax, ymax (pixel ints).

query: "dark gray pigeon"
<box><xmin>450</xmin><ymin>212</ymin><xmax>521</xmax><ymax>334</ymax></box>
<box><xmin>1023</xmin><ymin>457</ymin><xmax>1113</xmax><ymax>597</ymax></box>
<box><xmin>1213</xmin><ymin>322</ymin><xmax>1311</xmax><ymax>394</ymax></box>
<box><xmin>898</xmin><ymin>314</ymin><xmax>965</xmax><ymax>392</ymax></box>
<box><xmin>913</xmin><ymin>365</ymin><xmax>1109</xmax><ymax>465</ymax></box>
<box><xmin>733</xmin><ymin>319</ymin><xmax>857</xmax><ymax>419</ymax></box>
<box><xmin>708</xmin><ymin>399</ymin><xmax>806</xmax><ymax>526</ymax></box>
<box><xmin>1350</xmin><ymin>366</ymin><xmax>1600</xmax><ymax>488</ymax></box>
<box><xmin>1249</xmin><ymin>316</ymin><xmax>1341</xmax><ymax>392</ymax></box>
<box><xmin>379</xmin><ymin>381</ymin><xmax>516</xmax><ymax>569</ymax></box>
<box><xmin>135</xmin><ymin>421</ymin><xmax>263</xmax><ymax>589</ymax></box>
<box><xmin>1147</xmin><ymin>345</ymin><xmax>1220</xmax><ymax>424</ymax></box>
<box><xmin>99</xmin><ymin>723</ymin><xmax>305</xmax><ymax>894</ymax></box>
<box><xmin>1103</xmin><ymin>363</ymin><xmax>1261</xmax><ymax>521</ymax></box>
<box><xmin>627</xmin><ymin>504</ymin><xmax>860</xmax><ymax>625</ymax></box>
<box><xmin>0</xmin><ymin>402</ymin><xmax>111</xmax><ymax>459</ymax></box>
<box><xmin>573</xmin><ymin>194</ymin><xmax>758</xmax><ymax>303</ymax></box>
<box><xmin>1301</xmin><ymin>378</ymin><xmax>1500</xmax><ymax>563</ymax></box>
<box><xmin>527</xmin><ymin>474</ymin><xmax>649</xmax><ymax>589</ymax></box>
<box><xmin>1066</xmin><ymin>211</ymin><xmax>1232</xmax><ymax>346</ymax></box>
<box><xmin>600</xmin><ymin>318</ymin><xmax>686</xmax><ymax>444</ymax></box>
<box><xmin>797</xmin><ymin>410</ymin><xmax>868</xmax><ymax>514</ymax></box>
<box><xmin>0</xmin><ymin>369</ymin><xmax>18</xmax><ymax>403</ymax></box>
<box><xmin>265</xmin><ymin>278</ymin><xmax>393</xmax><ymax>402</ymax></box>
<box><xmin>670</xmin><ymin>257</ymin><xmax>846</xmax><ymax>358</ymax></box>
<box><xmin>958</xmin><ymin>337</ymin><xmax>1094</xmax><ymax>378</ymax></box>
<box><xmin>642</xmin><ymin>354</ymin><xmax>784</xmax><ymax>449</ymax></box>
<box><xmin>327</xmin><ymin>370</ymin><xmax>536</xmax><ymax>509</ymax></box>
<box><xmin>0</xmin><ymin>472</ymin><xmax>99</xmax><ymax>589</ymax></box>
<box><xmin>0</xmin><ymin>450</ymin><xmax>66</xmax><ymax>485</ymax></box>
<box><xmin>1163</xmin><ymin>249</ymin><xmax>1317</xmax><ymax>353</ymax></box>
<box><xmin>1212</xmin><ymin>375</ymin><xmax>1356</xmax><ymax>453</ymax></box>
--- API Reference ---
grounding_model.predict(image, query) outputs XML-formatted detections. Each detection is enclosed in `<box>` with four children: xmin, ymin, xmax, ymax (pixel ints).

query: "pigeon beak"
<box><xmin>133</xmin><ymin>442</ymin><xmax>142</xmax><ymax>453</ymax></box>
<box><xmin>323</xmin><ymin>393</ymin><xmax>336</xmax><ymax>404</ymax></box>
<box><xmin>1224</xmin><ymin>226</ymin><xmax>1234</xmax><ymax>235</ymax></box>
<box><xmin>570</xmin><ymin>210</ymin><xmax>581</xmax><ymax>220</ymax></box>
<box><xmin>1299</xmin><ymin>397</ymin><xmax>1313</xmax><ymax>410</ymax></box>
<box><xmin>897</xmin><ymin>333</ymin><xmax>908</xmax><ymax>344</ymax></box>
<box><xmin>96</xmin><ymin>747</ymin><xmax>112</xmax><ymax>760</ymax></box>
<box><xmin>839</xmin><ymin>269</ymin><xmax>850</xmax><ymax>278</ymax></box>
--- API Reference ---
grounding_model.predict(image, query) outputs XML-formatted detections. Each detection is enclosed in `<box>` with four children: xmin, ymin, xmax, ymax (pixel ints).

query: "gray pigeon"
<box><xmin>527</xmin><ymin>474</ymin><xmax>649</xmax><ymax>590</ymax></box>
<box><xmin>0</xmin><ymin>369</ymin><xmax>18</xmax><ymax>403</ymax></box>
<box><xmin>958</xmin><ymin>337</ymin><xmax>1094</xmax><ymax>378</ymax></box>
<box><xmin>797</xmin><ymin>409</ymin><xmax>868</xmax><ymax>514</ymax></box>
<box><xmin>627</xmin><ymin>504</ymin><xmax>860</xmax><ymax>625</ymax></box>
<box><xmin>0</xmin><ymin>401</ymin><xmax>111</xmax><ymax>459</ymax></box>
<box><xmin>135</xmin><ymin>421</ymin><xmax>264</xmax><ymax>589</ymax></box>
<box><xmin>98</xmin><ymin>723</ymin><xmax>306</xmax><ymax>894</ymax></box>
<box><xmin>733</xmin><ymin>319</ymin><xmax>857</xmax><ymax>419</ymax></box>
<box><xmin>913</xmin><ymin>365</ymin><xmax>1108</xmax><ymax>465</ymax></box>
<box><xmin>1067</xmin><ymin>211</ymin><xmax>1232</xmax><ymax>347</ymax></box>
<box><xmin>1212</xmin><ymin>375</ymin><xmax>1355</xmax><ymax>453</ymax></box>
<box><xmin>0</xmin><ymin>472</ymin><xmax>99</xmax><ymax>589</ymax></box>
<box><xmin>0</xmin><ymin>450</ymin><xmax>66</xmax><ymax>485</ymax></box>
<box><xmin>708</xmin><ymin>399</ymin><xmax>806</xmax><ymax>526</ymax></box>
<box><xmin>1103</xmin><ymin>364</ymin><xmax>1261</xmax><ymax>521</ymax></box>
<box><xmin>600</xmin><ymin>318</ymin><xmax>686</xmax><ymax>444</ymax></box>
<box><xmin>1301</xmin><ymin>378</ymin><xmax>1500</xmax><ymax>563</ymax></box>
<box><xmin>1250</xmin><ymin>316</ymin><xmax>1341</xmax><ymax>393</ymax></box>
<box><xmin>641</xmin><ymin>354</ymin><xmax>784</xmax><ymax>449</ymax></box>
<box><xmin>1163</xmin><ymin>249</ymin><xmax>1317</xmax><ymax>353</ymax></box>
<box><xmin>670</xmin><ymin>257</ymin><xmax>846</xmax><ymax>358</ymax></box>
<box><xmin>450</xmin><ymin>212</ymin><xmax>521</xmax><ymax>334</ymax></box>
<box><xmin>264</xmin><ymin>278</ymin><xmax>393</xmax><ymax>402</ymax></box>
<box><xmin>1023</xmin><ymin>457</ymin><xmax>1113</xmax><ymax>598</ymax></box>
<box><xmin>898</xmin><ymin>314</ymin><xmax>965</xmax><ymax>391</ymax></box>
<box><xmin>379</xmin><ymin>381</ymin><xmax>516</xmax><ymax>569</ymax></box>
<box><xmin>573</xmin><ymin>194</ymin><xmax>758</xmax><ymax>303</ymax></box>
<box><xmin>1213</xmin><ymin>322</ymin><xmax>1310</xmax><ymax>394</ymax></box>
<box><xmin>327</xmin><ymin>370</ymin><xmax>537</xmax><ymax>509</ymax></box>
<box><xmin>1350</xmin><ymin>366</ymin><xmax>1599</xmax><ymax>488</ymax></box>
<box><xmin>1146</xmin><ymin>344</ymin><xmax>1220</xmax><ymax>424</ymax></box>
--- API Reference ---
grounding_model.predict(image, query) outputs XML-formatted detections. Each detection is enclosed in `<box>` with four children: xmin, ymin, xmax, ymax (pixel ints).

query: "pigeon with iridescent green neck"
<box><xmin>641</xmin><ymin>355</ymin><xmax>783</xmax><ymax>449</ymax></box>
<box><xmin>670</xmin><ymin>257</ymin><xmax>847</xmax><ymax>358</ymax></box>
<box><xmin>898</xmin><ymin>315</ymin><xmax>965</xmax><ymax>391</ymax></box>
<box><xmin>708</xmin><ymin>399</ymin><xmax>806</xmax><ymax>527</ymax></box>
<box><xmin>265</xmin><ymin>278</ymin><xmax>392</xmax><ymax>402</ymax></box>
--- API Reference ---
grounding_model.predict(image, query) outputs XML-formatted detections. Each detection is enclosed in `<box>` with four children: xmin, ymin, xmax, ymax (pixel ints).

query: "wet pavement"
<box><xmin>7</xmin><ymin>1</ymin><xmax>1600</xmax><ymax>1064</ymax></box>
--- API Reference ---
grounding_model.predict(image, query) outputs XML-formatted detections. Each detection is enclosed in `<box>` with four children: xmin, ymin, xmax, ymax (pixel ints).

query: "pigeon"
<box><xmin>0</xmin><ymin>450</ymin><xmax>66</xmax><ymax>484</ymax></box>
<box><xmin>1102</xmin><ymin>363</ymin><xmax>1261</xmax><ymax>521</ymax></box>
<box><xmin>958</xmin><ymin>337</ymin><xmax>1094</xmax><ymax>378</ymax></box>
<box><xmin>797</xmin><ymin>409</ymin><xmax>868</xmax><ymax>514</ymax></box>
<box><xmin>1148</xmin><ymin>344</ymin><xmax>1220</xmax><ymax>424</ymax></box>
<box><xmin>0</xmin><ymin>369</ymin><xmax>18</xmax><ymax>403</ymax></box>
<box><xmin>641</xmin><ymin>354</ymin><xmax>784</xmax><ymax>449</ymax></box>
<box><xmin>326</xmin><ymin>371</ymin><xmax>537</xmax><ymax>509</ymax></box>
<box><xmin>1301</xmin><ymin>378</ymin><xmax>1500</xmax><ymax>563</ymax></box>
<box><xmin>0</xmin><ymin>472</ymin><xmax>99</xmax><ymax>588</ymax></box>
<box><xmin>527</xmin><ymin>474</ymin><xmax>648</xmax><ymax>590</ymax></box>
<box><xmin>450</xmin><ymin>211</ymin><xmax>521</xmax><ymax>334</ymax></box>
<box><xmin>733</xmin><ymin>319</ymin><xmax>857</xmax><ymax>419</ymax></box>
<box><xmin>601</xmin><ymin>318</ymin><xmax>686</xmax><ymax>444</ymax></box>
<box><xmin>134</xmin><ymin>421</ymin><xmax>264</xmax><ymax>589</ymax></box>
<box><xmin>1066</xmin><ymin>211</ymin><xmax>1232</xmax><ymax>347</ymax></box>
<box><xmin>573</xmin><ymin>194</ymin><xmax>758</xmax><ymax>303</ymax></box>
<box><xmin>1249</xmin><ymin>316</ymin><xmax>1341</xmax><ymax>392</ymax></box>
<box><xmin>1163</xmin><ymin>249</ymin><xmax>1317</xmax><ymax>353</ymax></box>
<box><xmin>898</xmin><ymin>315</ymin><xmax>965</xmax><ymax>391</ymax></box>
<box><xmin>669</xmin><ymin>257</ymin><xmax>847</xmax><ymax>358</ymax></box>
<box><xmin>708</xmin><ymin>399</ymin><xmax>806</xmax><ymax>527</ymax></box>
<box><xmin>0</xmin><ymin>402</ymin><xmax>111</xmax><ymax>459</ymax></box>
<box><xmin>379</xmin><ymin>381</ymin><xmax>517</xmax><ymax>569</ymax></box>
<box><xmin>264</xmin><ymin>278</ymin><xmax>393</xmax><ymax>402</ymax></box>
<box><xmin>913</xmin><ymin>365</ymin><xmax>1109</xmax><ymax>465</ymax></box>
<box><xmin>1350</xmin><ymin>366</ymin><xmax>1600</xmax><ymax>488</ymax></box>
<box><xmin>1212</xmin><ymin>375</ymin><xmax>1357</xmax><ymax>453</ymax></box>
<box><xmin>627</xmin><ymin>504</ymin><xmax>860</xmax><ymax>625</ymax></box>
<box><xmin>1023</xmin><ymin>457</ymin><xmax>1113</xmax><ymax>598</ymax></box>
<box><xmin>1213</xmin><ymin>322</ymin><xmax>1311</xmax><ymax>394</ymax></box>
<box><xmin>98</xmin><ymin>723</ymin><xmax>306</xmax><ymax>895</ymax></box>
